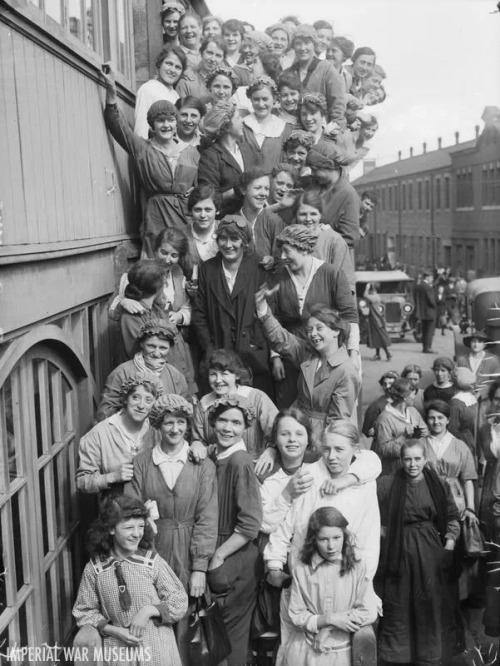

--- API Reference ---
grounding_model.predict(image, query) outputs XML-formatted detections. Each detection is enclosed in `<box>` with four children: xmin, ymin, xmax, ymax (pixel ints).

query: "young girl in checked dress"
<box><xmin>282</xmin><ymin>507</ymin><xmax>377</xmax><ymax>666</ymax></box>
<box><xmin>73</xmin><ymin>496</ymin><xmax>187</xmax><ymax>666</ymax></box>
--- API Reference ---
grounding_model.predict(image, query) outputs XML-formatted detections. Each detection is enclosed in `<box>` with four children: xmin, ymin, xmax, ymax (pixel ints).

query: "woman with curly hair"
<box><xmin>206</xmin><ymin>65</ymin><xmax>239</xmax><ymax>105</ymax></box>
<box><xmin>282</xmin><ymin>129</ymin><xmax>315</xmax><ymax>179</ymax></box>
<box><xmin>198</xmin><ymin>100</ymin><xmax>248</xmax><ymax>217</ymax></box>
<box><xmin>206</xmin><ymin>395</ymin><xmax>263</xmax><ymax>666</ymax></box>
<box><xmin>240</xmin><ymin>76</ymin><xmax>293</xmax><ymax>173</ymax></box>
<box><xmin>73</xmin><ymin>495</ymin><xmax>187</xmax><ymax>666</ymax></box>
<box><xmin>77</xmin><ymin>373</ymin><xmax>164</xmax><ymax>495</ymax></box>
<box><xmin>125</xmin><ymin>394</ymin><xmax>218</xmax><ymax>662</ymax></box>
<box><xmin>282</xmin><ymin>506</ymin><xmax>377</xmax><ymax>666</ymax></box>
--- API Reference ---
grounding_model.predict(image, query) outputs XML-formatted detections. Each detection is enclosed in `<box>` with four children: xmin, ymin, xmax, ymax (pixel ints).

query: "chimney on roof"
<box><xmin>455</xmin><ymin>131</ymin><xmax>460</xmax><ymax>144</ymax></box>
<box><xmin>398</xmin><ymin>150</ymin><xmax>402</xmax><ymax>161</ymax></box>
<box><xmin>438</xmin><ymin>137</ymin><xmax>442</xmax><ymax>149</ymax></box>
<box><xmin>410</xmin><ymin>147</ymin><xmax>413</xmax><ymax>157</ymax></box>
<box><xmin>475</xmin><ymin>124</ymin><xmax>480</xmax><ymax>138</ymax></box>
<box><xmin>423</xmin><ymin>142</ymin><xmax>427</xmax><ymax>154</ymax></box>
<box><xmin>363</xmin><ymin>159</ymin><xmax>376</xmax><ymax>175</ymax></box>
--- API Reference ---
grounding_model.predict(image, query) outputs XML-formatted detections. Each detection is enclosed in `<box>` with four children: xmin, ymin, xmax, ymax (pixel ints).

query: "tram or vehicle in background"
<box><xmin>355</xmin><ymin>270</ymin><xmax>415</xmax><ymax>341</ymax></box>
<box><xmin>454</xmin><ymin>277</ymin><xmax>500</xmax><ymax>361</ymax></box>
<box><xmin>0</xmin><ymin>0</ymin><xmax>206</xmax><ymax>651</ymax></box>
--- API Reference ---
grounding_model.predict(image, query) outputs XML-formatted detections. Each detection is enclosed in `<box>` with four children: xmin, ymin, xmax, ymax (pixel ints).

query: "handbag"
<box><xmin>462</xmin><ymin>520</ymin><xmax>486</xmax><ymax>558</ymax></box>
<box><xmin>250</xmin><ymin>580</ymin><xmax>282</xmax><ymax>641</ymax></box>
<box><xmin>186</xmin><ymin>595</ymin><xmax>231</xmax><ymax>666</ymax></box>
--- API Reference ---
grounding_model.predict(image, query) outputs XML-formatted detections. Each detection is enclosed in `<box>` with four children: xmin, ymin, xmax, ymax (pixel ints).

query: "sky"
<box><xmin>209</xmin><ymin>0</ymin><xmax>500</xmax><ymax>178</ymax></box>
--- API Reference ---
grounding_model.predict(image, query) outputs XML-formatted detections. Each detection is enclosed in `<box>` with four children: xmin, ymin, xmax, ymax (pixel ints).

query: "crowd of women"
<box><xmin>71</xmin><ymin>4</ymin><xmax>500</xmax><ymax>666</ymax></box>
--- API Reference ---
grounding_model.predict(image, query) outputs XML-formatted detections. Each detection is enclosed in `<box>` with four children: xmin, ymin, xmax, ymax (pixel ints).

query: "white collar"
<box><xmin>152</xmin><ymin>440</ymin><xmax>189</xmax><ymax>465</ymax></box>
<box><xmin>243</xmin><ymin>113</ymin><xmax>286</xmax><ymax>138</ymax></box>
<box><xmin>217</xmin><ymin>440</ymin><xmax>246</xmax><ymax>460</ymax></box>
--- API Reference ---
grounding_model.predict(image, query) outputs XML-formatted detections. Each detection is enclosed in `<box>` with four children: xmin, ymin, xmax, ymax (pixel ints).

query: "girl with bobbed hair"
<box><xmin>185</xmin><ymin>184</ymin><xmax>220</xmax><ymax>263</ymax></box>
<box><xmin>241</xmin><ymin>76</ymin><xmax>293</xmax><ymax>173</ymax></box>
<box><xmin>102</xmin><ymin>64</ymin><xmax>199</xmax><ymax>256</ymax></box>
<box><xmin>125</xmin><ymin>393</ymin><xmax>218</xmax><ymax>662</ymax></box>
<box><xmin>401</xmin><ymin>364</ymin><xmax>424</xmax><ymax>414</ymax></box>
<box><xmin>374</xmin><ymin>377</ymin><xmax>428</xmax><ymax>475</ymax></box>
<box><xmin>161</xmin><ymin>0</ymin><xmax>185</xmax><ymax>45</ymax></box>
<box><xmin>283</xmin><ymin>506</ymin><xmax>377</xmax><ymax>666</ymax></box>
<box><xmin>175</xmin><ymin>37</ymin><xmax>227</xmax><ymax>105</ymax></box>
<box><xmin>256</xmin><ymin>282</ymin><xmax>360</xmax><ymax>442</ymax></box>
<box><xmin>73</xmin><ymin>495</ymin><xmax>187</xmax><ymax>666</ymax></box>
<box><xmin>267</xmin><ymin>162</ymin><xmax>302</xmax><ymax>225</ymax></box>
<box><xmin>275</xmin><ymin>72</ymin><xmax>302</xmax><ymax>124</ymax></box>
<box><xmin>191</xmin><ymin>348</ymin><xmax>278</xmax><ymax>463</ymax></box>
<box><xmin>202</xmin><ymin>15</ymin><xmax>223</xmax><ymax>40</ymax></box>
<box><xmin>298</xmin><ymin>92</ymin><xmax>332</xmax><ymax>148</ymax></box>
<box><xmin>77</xmin><ymin>372</ymin><xmax>163</xmax><ymax>495</ymax></box>
<box><xmin>283</xmin><ymin>129</ymin><xmax>314</xmax><ymax>177</ymax></box>
<box><xmin>174</xmin><ymin>95</ymin><xmax>206</xmax><ymax>145</ymax></box>
<box><xmin>134</xmin><ymin>45</ymin><xmax>187</xmax><ymax>139</ymax></box>
<box><xmin>206</xmin><ymin>395</ymin><xmax>263</xmax><ymax>666</ymax></box>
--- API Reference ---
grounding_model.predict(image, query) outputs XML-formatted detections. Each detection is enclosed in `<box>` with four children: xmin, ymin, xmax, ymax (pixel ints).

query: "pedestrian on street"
<box><xmin>414</xmin><ymin>270</ymin><xmax>437</xmax><ymax>353</ymax></box>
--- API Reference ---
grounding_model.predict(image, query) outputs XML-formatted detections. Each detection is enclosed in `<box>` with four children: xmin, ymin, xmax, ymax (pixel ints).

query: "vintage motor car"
<box><xmin>355</xmin><ymin>270</ymin><xmax>415</xmax><ymax>341</ymax></box>
<box><xmin>454</xmin><ymin>276</ymin><xmax>500</xmax><ymax>361</ymax></box>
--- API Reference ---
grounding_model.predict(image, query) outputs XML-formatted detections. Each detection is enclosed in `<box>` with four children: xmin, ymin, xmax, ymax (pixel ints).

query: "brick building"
<box><xmin>352</xmin><ymin>106</ymin><xmax>500</xmax><ymax>277</ymax></box>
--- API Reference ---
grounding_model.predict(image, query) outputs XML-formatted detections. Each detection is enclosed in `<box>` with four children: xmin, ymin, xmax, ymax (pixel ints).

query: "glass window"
<box><xmin>45</xmin><ymin>0</ymin><xmax>63</xmax><ymax>23</ymax></box>
<box><xmin>435</xmin><ymin>178</ymin><xmax>441</xmax><ymax>209</ymax></box>
<box><xmin>408</xmin><ymin>182</ymin><xmax>413</xmax><ymax>210</ymax></box>
<box><xmin>68</xmin><ymin>0</ymin><xmax>83</xmax><ymax>40</ymax></box>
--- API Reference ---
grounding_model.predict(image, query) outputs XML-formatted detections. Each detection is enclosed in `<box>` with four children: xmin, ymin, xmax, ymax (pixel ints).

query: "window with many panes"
<box><xmin>435</xmin><ymin>177</ymin><xmax>441</xmax><ymax>209</ymax></box>
<box><xmin>0</xmin><ymin>346</ymin><xmax>82</xmax><ymax>651</ymax></box>
<box><xmin>401</xmin><ymin>183</ymin><xmax>406</xmax><ymax>211</ymax></box>
<box><xmin>425</xmin><ymin>180</ymin><xmax>431</xmax><ymax>210</ymax></box>
<box><xmin>417</xmin><ymin>181</ymin><xmax>423</xmax><ymax>210</ymax></box>
<box><xmin>21</xmin><ymin>0</ymin><xmax>134</xmax><ymax>82</ymax></box>
<box><xmin>408</xmin><ymin>182</ymin><xmax>413</xmax><ymax>210</ymax></box>
<box><xmin>444</xmin><ymin>175</ymin><xmax>450</xmax><ymax>209</ymax></box>
<box><xmin>481</xmin><ymin>162</ymin><xmax>500</xmax><ymax>206</ymax></box>
<box><xmin>456</xmin><ymin>168</ymin><xmax>474</xmax><ymax>207</ymax></box>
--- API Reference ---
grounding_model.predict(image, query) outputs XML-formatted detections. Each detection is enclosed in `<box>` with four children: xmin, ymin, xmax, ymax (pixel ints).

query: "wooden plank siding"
<box><xmin>0</xmin><ymin>21</ymin><xmax>137</xmax><ymax>250</ymax></box>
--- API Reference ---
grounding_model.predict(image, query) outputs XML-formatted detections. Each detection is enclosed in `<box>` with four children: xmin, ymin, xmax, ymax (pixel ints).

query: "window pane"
<box><xmin>68</xmin><ymin>0</ymin><xmax>83</xmax><ymax>40</ymax></box>
<box><xmin>0</xmin><ymin>519</ymin><xmax>6</xmax><ymax>614</ymax></box>
<box><xmin>45</xmin><ymin>0</ymin><xmax>62</xmax><ymax>23</ymax></box>
<box><xmin>45</xmin><ymin>569</ymin><xmax>55</xmax><ymax>644</ymax></box>
<box><xmin>85</xmin><ymin>0</ymin><xmax>95</xmax><ymax>50</ymax></box>
<box><xmin>1</xmin><ymin>375</ymin><xmax>23</xmax><ymax>483</ymax></box>
<box><xmin>11</xmin><ymin>496</ymin><xmax>25</xmax><ymax>593</ymax></box>
<box><xmin>38</xmin><ymin>470</ymin><xmax>50</xmax><ymax>556</ymax></box>
<box><xmin>62</xmin><ymin>376</ymin><xmax>74</xmax><ymax>435</ymax></box>
<box><xmin>101</xmin><ymin>0</ymin><xmax>111</xmax><ymax>63</ymax></box>
<box><xmin>117</xmin><ymin>0</ymin><xmax>127</xmax><ymax>75</ymax></box>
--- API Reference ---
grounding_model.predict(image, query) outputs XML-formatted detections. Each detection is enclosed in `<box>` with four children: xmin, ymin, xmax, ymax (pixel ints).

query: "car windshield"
<box><xmin>356</xmin><ymin>281</ymin><xmax>409</xmax><ymax>298</ymax></box>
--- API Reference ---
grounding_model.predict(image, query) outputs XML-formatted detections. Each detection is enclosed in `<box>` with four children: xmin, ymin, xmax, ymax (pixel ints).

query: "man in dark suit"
<box><xmin>414</xmin><ymin>271</ymin><xmax>436</xmax><ymax>353</ymax></box>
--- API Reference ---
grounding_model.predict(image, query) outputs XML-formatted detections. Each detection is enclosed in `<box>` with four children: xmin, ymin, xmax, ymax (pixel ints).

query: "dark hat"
<box><xmin>463</xmin><ymin>329</ymin><xmax>491</xmax><ymax>347</ymax></box>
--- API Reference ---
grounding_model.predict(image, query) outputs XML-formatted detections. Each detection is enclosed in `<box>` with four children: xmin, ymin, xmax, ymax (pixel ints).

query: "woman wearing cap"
<box><xmin>192</xmin><ymin>216</ymin><xmax>274</xmax><ymax>396</ymax></box>
<box><xmin>77</xmin><ymin>372</ymin><xmax>163</xmax><ymax>495</ymax></box>
<box><xmin>101</xmin><ymin>66</ymin><xmax>199</xmax><ymax>256</ymax></box>
<box><xmin>284</xmin><ymin>24</ymin><xmax>346</xmax><ymax>127</ymax></box>
<box><xmin>125</xmin><ymin>394</ymin><xmax>218</xmax><ymax>662</ymax></box>
<box><xmin>457</xmin><ymin>329</ymin><xmax>500</xmax><ymax>401</ymax></box>
<box><xmin>449</xmin><ymin>368</ymin><xmax>479</xmax><ymax>454</ymax></box>
<box><xmin>232</xmin><ymin>31</ymin><xmax>275</xmax><ymax>87</ymax></box>
<box><xmin>240</xmin><ymin>77</ymin><xmax>293</xmax><ymax>173</ymax></box>
<box><xmin>298</xmin><ymin>92</ymin><xmax>337</xmax><ymax>150</ymax></box>
<box><xmin>206</xmin><ymin>395</ymin><xmax>262</xmax><ymax>666</ymax></box>
<box><xmin>175</xmin><ymin>36</ymin><xmax>227</xmax><ymax>105</ymax></box>
<box><xmin>205</xmin><ymin>65</ymin><xmax>239</xmax><ymax>105</ymax></box>
<box><xmin>117</xmin><ymin>257</ymin><xmax>197</xmax><ymax>394</ymax></box>
<box><xmin>134</xmin><ymin>46</ymin><xmax>187</xmax><ymax>139</ymax></box>
<box><xmin>374</xmin><ymin>377</ymin><xmax>428</xmax><ymax>476</ymax></box>
<box><xmin>255</xmin><ymin>285</ymin><xmax>360</xmax><ymax>443</ymax></box>
<box><xmin>377</xmin><ymin>439</ymin><xmax>460</xmax><ymax>666</ymax></box>
<box><xmin>98</xmin><ymin>320</ymin><xmax>190</xmax><ymax>421</ymax></box>
<box><xmin>266</xmin><ymin>22</ymin><xmax>295</xmax><ymax>70</ymax></box>
<box><xmin>266</xmin><ymin>224</ymin><xmax>358</xmax><ymax>408</ymax></box>
<box><xmin>198</xmin><ymin>100</ymin><xmax>248</xmax><ymax>218</ymax></box>
<box><xmin>424</xmin><ymin>356</ymin><xmax>458</xmax><ymax>404</ymax></box>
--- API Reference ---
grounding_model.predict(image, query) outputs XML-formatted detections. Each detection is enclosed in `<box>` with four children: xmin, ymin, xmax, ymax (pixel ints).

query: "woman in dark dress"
<box><xmin>206</xmin><ymin>395</ymin><xmax>263</xmax><ymax>666</ymax></box>
<box><xmin>377</xmin><ymin>439</ymin><xmax>460</xmax><ymax>665</ymax></box>
<box><xmin>192</xmin><ymin>216</ymin><xmax>273</xmax><ymax>396</ymax></box>
<box><xmin>363</xmin><ymin>282</ymin><xmax>392</xmax><ymax>361</ymax></box>
<box><xmin>423</xmin><ymin>356</ymin><xmax>458</xmax><ymax>404</ymax></box>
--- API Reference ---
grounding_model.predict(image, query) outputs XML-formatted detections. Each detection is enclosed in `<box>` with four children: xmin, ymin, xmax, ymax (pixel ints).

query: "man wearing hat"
<box><xmin>306</xmin><ymin>142</ymin><xmax>361</xmax><ymax>253</ymax></box>
<box><xmin>414</xmin><ymin>271</ymin><xmax>437</xmax><ymax>353</ymax></box>
<box><xmin>457</xmin><ymin>329</ymin><xmax>500</xmax><ymax>399</ymax></box>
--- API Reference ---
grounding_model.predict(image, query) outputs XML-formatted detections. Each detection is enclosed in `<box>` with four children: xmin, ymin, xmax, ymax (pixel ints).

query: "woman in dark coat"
<box><xmin>198</xmin><ymin>100</ymin><xmax>249</xmax><ymax>217</ymax></box>
<box><xmin>363</xmin><ymin>282</ymin><xmax>392</xmax><ymax>361</ymax></box>
<box><xmin>377</xmin><ymin>439</ymin><xmax>460</xmax><ymax>665</ymax></box>
<box><xmin>192</xmin><ymin>217</ymin><xmax>273</xmax><ymax>396</ymax></box>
